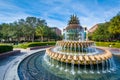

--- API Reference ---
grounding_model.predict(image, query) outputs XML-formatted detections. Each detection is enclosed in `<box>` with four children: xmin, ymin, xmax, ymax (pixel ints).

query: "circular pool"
<box><xmin>18</xmin><ymin>50</ymin><xmax>120</xmax><ymax>80</ymax></box>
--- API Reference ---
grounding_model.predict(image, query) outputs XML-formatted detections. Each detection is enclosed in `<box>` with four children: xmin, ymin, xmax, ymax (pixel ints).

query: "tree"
<box><xmin>108</xmin><ymin>13</ymin><xmax>120</xmax><ymax>40</ymax></box>
<box><xmin>17</xmin><ymin>19</ymin><xmax>31</xmax><ymax>41</ymax></box>
<box><xmin>0</xmin><ymin>25</ymin><xmax>3</xmax><ymax>42</ymax></box>
<box><xmin>36</xmin><ymin>26</ymin><xmax>46</xmax><ymax>41</ymax></box>
<box><xmin>0</xmin><ymin>16</ymin><xmax>61</xmax><ymax>42</ymax></box>
<box><xmin>0</xmin><ymin>23</ymin><xmax>11</xmax><ymax>41</ymax></box>
<box><xmin>26</xmin><ymin>17</ymin><xmax>47</xmax><ymax>42</ymax></box>
<box><xmin>92</xmin><ymin>22</ymin><xmax>111</xmax><ymax>41</ymax></box>
<box><xmin>48</xmin><ymin>30</ymin><xmax>58</xmax><ymax>41</ymax></box>
<box><xmin>90</xmin><ymin>12</ymin><xmax>120</xmax><ymax>42</ymax></box>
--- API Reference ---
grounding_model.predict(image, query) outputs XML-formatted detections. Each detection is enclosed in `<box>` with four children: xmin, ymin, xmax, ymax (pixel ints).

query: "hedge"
<box><xmin>95</xmin><ymin>42</ymin><xmax>120</xmax><ymax>48</ymax></box>
<box><xmin>27</xmin><ymin>42</ymin><xmax>56</xmax><ymax>47</ymax></box>
<box><xmin>0</xmin><ymin>45</ymin><xmax>13</xmax><ymax>53</ymax></box>
<box><xmin>14</xmin><ymin>42</ymin><xmax>56</xmax><ymax>49</ymax></box>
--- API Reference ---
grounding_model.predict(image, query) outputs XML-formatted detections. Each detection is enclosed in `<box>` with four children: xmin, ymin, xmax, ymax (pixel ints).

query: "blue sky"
<box><xmin>0</xmin><ymin>0</ymin><xmax>120</xmax><ymax>30</ymax></box>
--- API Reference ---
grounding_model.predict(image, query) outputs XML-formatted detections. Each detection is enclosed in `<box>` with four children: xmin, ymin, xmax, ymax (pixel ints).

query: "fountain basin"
<box><xmin>46</xmin><ymin>47</ymin><xmax>112</xmax><ymax>65</ymax></box>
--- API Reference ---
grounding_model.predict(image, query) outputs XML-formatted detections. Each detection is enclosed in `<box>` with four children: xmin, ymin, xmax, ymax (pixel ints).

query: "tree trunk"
<box><xmin>41</xmin><ymin>36</ymin><xmax>43</xmax><ymax>42</ymax></box>
<box><xmin>32</xmin><ymin>34</ymin><xmax>34</xmax><ymax>42</ymax></box>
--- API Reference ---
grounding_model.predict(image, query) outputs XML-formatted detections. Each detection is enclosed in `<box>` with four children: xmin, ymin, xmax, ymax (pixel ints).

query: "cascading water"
<box><xmin>44</xmin><ymin>53</ymin><xmax>116</xmax><ymax>75</ymax></box>
<box><xmin>77</xmin><ymin>61</ymin><xmax>81</xmax><ymax>74</ymax></box>
<box><xmin>96</xmin><ymin>60</ymin><xmax>100</xmax><ymax>74</ymax></box>
<box><xmin>71</xmin><ymin>61</ymin><xmax>75</xmax><ymax>75</ymax></box>
<box><xmin>65</xmin><ymin>61</ymin><xmax>68</xmax><ymax>72</ymax></box>
<box><xmin>84</xmin><ymin>61</ymin><xmax>87</xmax><ymax>73</ymax></box>
<box><xmin>90</xmin><ymin>61</ymin><xmax>94</xmax><ymax>73</ymax></box>
<box><xmin>45</xmin><ymin>15</ymin><xmax>116</xmax><ymax>75</ymax></box>
<box><xmin>60</xmin><ymin>61</ymin><xmax>63</xmax><ymax>70</ymax></box>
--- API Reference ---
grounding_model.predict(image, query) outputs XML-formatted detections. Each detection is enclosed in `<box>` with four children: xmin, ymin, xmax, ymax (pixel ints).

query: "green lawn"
<box><xmin>13</xmin><ymin>42</ymin><xmax>56</xmax><ymax>49</ymax></box>
<box><xmin>95</xmin><ymin>42</ymin><xmax>120</xmax><ymax>48</ymax></box>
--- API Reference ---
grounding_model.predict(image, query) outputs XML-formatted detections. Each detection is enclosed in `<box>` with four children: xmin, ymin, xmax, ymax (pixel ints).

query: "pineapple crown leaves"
<box><xmin>68</xmin><ymin>15</ymin><xmax>80</xmax><ymax>25</ymax></box>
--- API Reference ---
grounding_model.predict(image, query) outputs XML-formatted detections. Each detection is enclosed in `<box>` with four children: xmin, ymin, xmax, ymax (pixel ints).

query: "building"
<box><xmin>50</xmin><ymin>27</ymin><xmax>61</xmax><ymax>36</ymax></box>
<box><xmin>88</xmin><ymin>24</ymin><xmax>99</xmax><ymax>34</ymax></box>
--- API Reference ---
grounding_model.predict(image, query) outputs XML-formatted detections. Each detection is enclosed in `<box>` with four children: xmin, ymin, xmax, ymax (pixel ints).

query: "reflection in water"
<box><xmin>18</xmin><ymin>51</ymin><xmax>120</xmax><ymax>80</ymax></box>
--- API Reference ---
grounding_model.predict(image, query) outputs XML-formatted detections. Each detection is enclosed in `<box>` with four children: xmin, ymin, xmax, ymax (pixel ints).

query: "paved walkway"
<box><xmin>0</xmin><ymin>48</ymin><xmax>46</xmax><ymax>80</ymax></box>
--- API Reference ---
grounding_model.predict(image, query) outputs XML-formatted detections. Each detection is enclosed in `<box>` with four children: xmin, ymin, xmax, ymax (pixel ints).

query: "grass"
<box><xmin>95</xmin><ymin>42</ymin><xmax>120</xmax><ymax>48</ymax></box>
<box><xmin>13</xmin><ymin>42</ymin><xmax>56</xmax><ymax>49</ymax></box>
<box><xmin>13</xmin><ymin>43</ymin><xmax>29</xmax><ymax>49</ymax></box>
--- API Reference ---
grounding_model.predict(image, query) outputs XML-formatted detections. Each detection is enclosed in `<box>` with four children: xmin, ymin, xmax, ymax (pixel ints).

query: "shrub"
<box><xmin>0</xmin><ymin>45</ymin><xmax>13</xmax><ymax>53</ymax></box>
<box><xmin>27</xmin><ymin>42</ymin><xmax>56</xmax><ymax>47</ymax></box>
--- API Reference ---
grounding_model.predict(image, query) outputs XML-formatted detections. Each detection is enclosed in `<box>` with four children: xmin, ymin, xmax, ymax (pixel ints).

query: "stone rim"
<box><xmin>46</xmin><ymin>47</ymin><xmax>112</xmax><ymax>65</ymax></box>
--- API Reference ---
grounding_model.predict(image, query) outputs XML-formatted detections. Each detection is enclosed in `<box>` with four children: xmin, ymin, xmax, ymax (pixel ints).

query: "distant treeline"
<box><xmin>0</xmin><ymin>17</ymin><xmax>62</xmax><ymax>43</ymax></box>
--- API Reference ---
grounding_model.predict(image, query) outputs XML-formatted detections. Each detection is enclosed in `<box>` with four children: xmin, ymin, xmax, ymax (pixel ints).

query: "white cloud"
<box><xmin>103</xmin><ymin>8</ymin><xmax>120</xmax><ymax>21</ymax></box>
<box><xmin>0</xmin><ymin>0</ymin><xmax>31</xmax><ymax>23</ymax></box>
<box><xmin>0</xmin><ymin>12</ymin><xmax>31</xmax><ymax>23</ymax></box>
<box><xmin>46</xmin><ymin>18</ymin><xmax>66</xmax><ymax>31</ymax></box>
<box><xmin>0</xmin><ymin>0</ymin><xmax>119</xmax><ymax>30</ymax></box>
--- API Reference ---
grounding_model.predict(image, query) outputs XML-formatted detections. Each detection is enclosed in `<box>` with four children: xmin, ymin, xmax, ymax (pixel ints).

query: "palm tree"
<box><xmin>36</xmin><ymin>26</ymin><xmax>46</xmax><ymax>42</ymax></box>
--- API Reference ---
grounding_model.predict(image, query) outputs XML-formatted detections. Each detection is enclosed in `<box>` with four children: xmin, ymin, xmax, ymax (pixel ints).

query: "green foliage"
<box><xmin>0</xmin><ymin>26</ymin><xmax>3</xmax><ymax>39</ymax></box>
<box><xmin>13</xmin><ymin>42</ymin><xmax>56</xmax><ymax>48</ymax></box>
<box><xmin>90</xmin><ymin>12</ymin><xmax>120</xmax><ymax>41</ymax></box>
<box><xmin>0</xmin><ymin>23</ymin><xmax>10</xmax><ymax>39</ymax></box>
<box><xmin>13</xmin><ymin>43</ymin><xmax>29</xmax><ymax>49</ymax></box>
<box><xmin>0</xmin><ymin>45</ymin><xmax>13</xmax><ymax>53</ymax></box>
<box><xmin>0</xmin><ymin>17</ymin><xmax>47</xmax><ymax>42</ymax></box>
<box><xmin>96</xmin><ymin>42</ymin><xmax>120</xmax><ymax>48</ymax></box>
<box><xmin>0</xmin><ymin>16</ymin><xmax>61</xmax><ymax>42</ymax></box>
<box><xmin>92</xmin><ymin>23</ymin><xmax>111</xmax><ymax>41</ymax></box>
<box><xmin>108</xmin><ymin>13</ymin><xmax>120</xmax><ymax>34</ymax></box>
<box><xmin>35</xmin><ymin>26</ymin><xmax>48</xmax><ymax>41</ymax></box>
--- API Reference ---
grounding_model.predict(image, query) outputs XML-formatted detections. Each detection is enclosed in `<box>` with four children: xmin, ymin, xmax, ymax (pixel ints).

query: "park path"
<box><xmin>0</xmin><ymin>48</ymin><xmax>46</xmax><ymax>80</ymax></box>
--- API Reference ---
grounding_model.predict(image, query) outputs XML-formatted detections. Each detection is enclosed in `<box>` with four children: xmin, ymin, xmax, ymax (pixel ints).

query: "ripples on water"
<box><xmin>18</xmin><ymin>50</ymin><xmax>120</xmax><ymax>80</ymax></box>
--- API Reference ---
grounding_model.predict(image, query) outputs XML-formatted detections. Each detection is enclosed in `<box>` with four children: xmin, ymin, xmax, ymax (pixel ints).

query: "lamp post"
<box><xmin>84</xmin><ymin>27</ymin><xmax>88</xmax><ymax>41</ymax></box>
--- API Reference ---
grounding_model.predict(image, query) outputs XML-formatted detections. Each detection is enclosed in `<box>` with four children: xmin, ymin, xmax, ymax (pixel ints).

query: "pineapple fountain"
<box><xmin>45</xmin><ymin>15</ymin><xmax>116</xmax><ymax>75</ymax></box>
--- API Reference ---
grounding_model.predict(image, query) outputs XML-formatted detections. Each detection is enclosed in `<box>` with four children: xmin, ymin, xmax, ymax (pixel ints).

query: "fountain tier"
<box><xmin>46</xmin><ymin>41</ymin><xmax>112</xmax><ymax>65</ymax></box>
